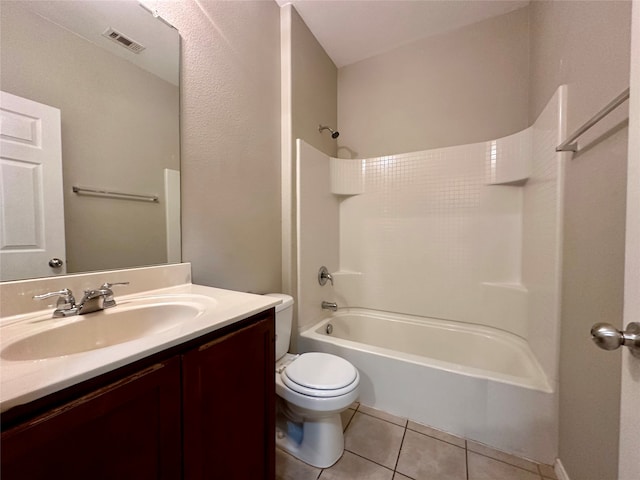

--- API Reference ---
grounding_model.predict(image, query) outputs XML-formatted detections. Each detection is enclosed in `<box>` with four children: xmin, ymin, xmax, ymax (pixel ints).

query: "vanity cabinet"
<box><xmin>1</xmin><ymin>358</ymin><xmax>182</xmax><ymax>479</ymax></box>
<box><xmin>182</xmin><ymin>312</ymin><xmax>275</xmax><ymax>479</ymax></box>
<box><xmin>1</xmin><ymin>309</ymin><xmax>275</xmax><ymax>480</ymax></box>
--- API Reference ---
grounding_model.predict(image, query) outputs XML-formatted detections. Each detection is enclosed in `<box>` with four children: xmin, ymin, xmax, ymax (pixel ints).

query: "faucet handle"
<box><xmin>33</xmin><ymin>288</ymin><xmax>75</xmax><ymax>304</ymax></box>
<box><xmin>100</xmin><ymin>281</ymin><xmax>129</xmax><ymax>308</ymax></box>
<box><xmin>100</xmin><ymin>282</ymin><xmax>130</xmax><ymax>291</ymax></box>
<box><xmin>33</xmin><ymin>288</ymin><xmax>78</xmax><ymax>317</ymax></box>
<box><xmin>318</xmin><ymin>266</ymin><xmax>334</xmax><ymax>286</ymax></box>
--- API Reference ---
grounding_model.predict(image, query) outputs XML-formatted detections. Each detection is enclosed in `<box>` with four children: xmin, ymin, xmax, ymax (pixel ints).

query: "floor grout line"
<box><xmin>342</xmin><ymin>411</ymin><xmax>357</xmax><ymax>433</ymax></box>
<box><xmin>343</xmin><ymin>447</ymin><xmax>397</xmax><ymax>473</ymax></box>
<box><xmin>465</xmin><ymin>440</ymin><xmax>469</xmax><ymax>480</ymax></box>
<box><xmin>468</xmin><ymin>449</ymin><xmax>541</xmax><ymax>475</ymax></box>
<box><xmin>356</xmin><ymin>407</ymin><xmax>408</xmax><ymax>428</ymax></box>
<box><xmin>392</xmin><ymin>422</ymin><xmax>408</xmax><ymax>475</ymax></box>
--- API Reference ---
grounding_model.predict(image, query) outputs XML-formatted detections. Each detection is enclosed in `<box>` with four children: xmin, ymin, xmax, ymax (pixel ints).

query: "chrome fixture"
<box><xmin>48</xmin><ymin>258</ymin><xmax>64</xmax><ymax>268</ymax></box>
<box><xmin>591</xmin><ymin>322</ymin><xmax>640</xmax><ymax>358</ymax></box>
<box><xmin>33</xmin><ymin>288</ymin><xmax>78</xmax><ymax>317</ymax></box>
<box><xmin>33</xmin><ymin>282</ymin><xmax>129</xmax><ymax>317</ymax></box>
<box><xmin>78</xmin><ymin>282</ymin><xmax>129</xmax><ymax>314</ymax></box>
<box><xmin>318</xmin><ymin>266</ymin><xmax>333</xmax><ymax>286</ymax></box>
<box><xmin>326</xmin><ymin>323</ymin><xmax>333</xmax><ymax>335</ymax></box>
<box><xmin>556</xmin><ymin>87</ymin><xmax>630</xmax><ymax>152</ymax></box>
<box><xmin>73</xmin><ymin>185</ymin><xmax>159</xmax><ymax>203</ymax></box>
<box><xmin>321</xmin><ymin>301</ymin><xmax>338</xmax><ymax>312</ymax></box>
<box><xmin>318</xmin><ymin>124</ymin><xmax>340</xmax><ymax>139</ymax></box>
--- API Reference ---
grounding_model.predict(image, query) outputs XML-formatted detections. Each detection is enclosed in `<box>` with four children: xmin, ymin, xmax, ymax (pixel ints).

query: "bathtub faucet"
<box><xmin>321</xmin><ymin>301</ymin><xmax>338</xmax><ymax>312</ymax></box>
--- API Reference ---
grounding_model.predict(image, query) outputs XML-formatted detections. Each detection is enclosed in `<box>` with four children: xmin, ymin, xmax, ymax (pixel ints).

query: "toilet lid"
<box><xmin>281</xmin><ymin>352</ymin><xmax>359</xmax><ymax>398</ymax></box>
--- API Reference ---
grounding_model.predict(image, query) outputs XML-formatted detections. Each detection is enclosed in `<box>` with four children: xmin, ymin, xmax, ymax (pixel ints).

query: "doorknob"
<box><xmin>591</xmin><ymin>322</ymin><xmax>640</xmax><ymax>358</ymax></box>
<box><xmin>49</xmin><ymin>258</ymin><xmax>64</xmax><ymax>268</ymax></box>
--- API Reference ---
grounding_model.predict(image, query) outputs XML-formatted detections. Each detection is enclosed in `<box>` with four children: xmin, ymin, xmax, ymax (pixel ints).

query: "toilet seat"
<box><xmin>281</xmin><ymin>352</ymin><xmax>359</xmax><ymax>398</ymax></box>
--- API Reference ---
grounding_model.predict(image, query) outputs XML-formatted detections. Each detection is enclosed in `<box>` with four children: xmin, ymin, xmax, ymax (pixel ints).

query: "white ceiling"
<box><xmin>276</xmin><ymin>0</ymin><xmax>529</xmax><ymax>68</ymax></box>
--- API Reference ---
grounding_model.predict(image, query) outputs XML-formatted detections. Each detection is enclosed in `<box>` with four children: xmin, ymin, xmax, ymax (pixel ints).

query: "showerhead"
<box><xmin>319</xmin><ymin>124</ymin><xmax>340</xmax><ymax>139</ymax></box>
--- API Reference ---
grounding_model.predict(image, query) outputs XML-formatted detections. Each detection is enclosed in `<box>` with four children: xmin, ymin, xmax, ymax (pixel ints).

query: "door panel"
<box><xmin>0</xmin><ymin>91</ymin><xmax>66</xmax><ymax>280</ymax></box>
<box><xmin>619</xmin><ymin>1</ymin><xmax>640</xmax><ymax>478</ymax></box>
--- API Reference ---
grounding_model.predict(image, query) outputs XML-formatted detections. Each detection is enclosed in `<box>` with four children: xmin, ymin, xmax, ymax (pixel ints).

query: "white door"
<box><xmin>0</xmin><ymin>91</ymin><xmax>66</xmax><ymax>280</ymax></box>
<box><xmin>619</xmin><ymin>1</ymin><xmax>640</xmax><ymax>479</ymax></box>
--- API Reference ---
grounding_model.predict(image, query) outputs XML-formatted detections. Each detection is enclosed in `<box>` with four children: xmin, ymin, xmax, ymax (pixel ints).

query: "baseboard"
<box><xmin>555</xmin><ymin>458</ymin><xmax>571</xmax><ymax>480</ymax></box>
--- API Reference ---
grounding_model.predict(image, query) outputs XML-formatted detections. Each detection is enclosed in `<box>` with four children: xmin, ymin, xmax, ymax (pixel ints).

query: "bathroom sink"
<box><xmin>1</xmin><ymin>297</ymin><xmax>213</xmax><ymax>361</ymax></box>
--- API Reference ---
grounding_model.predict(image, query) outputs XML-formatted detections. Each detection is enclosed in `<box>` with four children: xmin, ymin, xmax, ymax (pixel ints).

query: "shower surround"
<box><xmin>295</xmin><ymin>87</ymin><xmax>567</xmax><ymax>463</ymax></box>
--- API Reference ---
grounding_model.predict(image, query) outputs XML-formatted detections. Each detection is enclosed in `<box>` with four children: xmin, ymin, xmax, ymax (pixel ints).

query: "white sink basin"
<box><xmin>1</xmin><ymin>296</ymin><xmax>214</xmax><ymax>361</ymax></box>
<box><xmin>0</xmin><ymin>269</ymin><xmax>282</xmax><ymax>414</ymax></box>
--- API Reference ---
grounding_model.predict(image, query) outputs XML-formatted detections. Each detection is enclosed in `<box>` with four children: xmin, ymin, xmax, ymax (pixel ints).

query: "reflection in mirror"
<box><xmin>0</xmin><ymin>0</ymin><xmax>180</xmax><ymax>281</ymax></box>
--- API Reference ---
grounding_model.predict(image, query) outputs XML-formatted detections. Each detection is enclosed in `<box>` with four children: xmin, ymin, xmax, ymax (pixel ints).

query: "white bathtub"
<box><xmin>298</xmin><ymin>309</ymin><xmax>557</xmax><ymax>464</ymax></box>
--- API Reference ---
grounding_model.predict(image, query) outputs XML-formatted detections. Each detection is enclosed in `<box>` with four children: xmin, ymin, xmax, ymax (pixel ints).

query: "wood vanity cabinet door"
<box><xmin>0</xmin><ymin>357</ymin><xmax>182</xmax><ymax>480</ymax></box>
<box><xmin>182</xmin><ymin>313</ymin><xmax>275</xmax><ymax>480</ymax></box>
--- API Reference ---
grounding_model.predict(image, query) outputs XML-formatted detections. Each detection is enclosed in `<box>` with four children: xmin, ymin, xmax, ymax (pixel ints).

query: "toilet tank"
<box><xmin>265</xmin><ymin>294</ymin><xmax>294</xmax><ymax>361</ymax></box>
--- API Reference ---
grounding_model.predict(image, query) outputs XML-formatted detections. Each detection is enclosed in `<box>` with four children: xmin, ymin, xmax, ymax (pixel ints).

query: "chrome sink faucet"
<box><xmin>33</xmin><ymin>282</ymin><xmax>129</xmax><ymax>317</ymax></box>
<box><xmin>77</xmin><ymin>282</ymin><xmax>129</xmax><ymax>314</ymax></box>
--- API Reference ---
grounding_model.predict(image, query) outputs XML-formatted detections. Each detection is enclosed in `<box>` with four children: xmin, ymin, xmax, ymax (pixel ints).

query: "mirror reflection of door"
<box><xmin>0</xmin><ymin>91</ymin><xmax>66</xmax><ymax>281</ymax></box>
<box><xmin>0</xmin><ymin>1</ymin><xmax>181</xmax><ymax>280</ymax></box>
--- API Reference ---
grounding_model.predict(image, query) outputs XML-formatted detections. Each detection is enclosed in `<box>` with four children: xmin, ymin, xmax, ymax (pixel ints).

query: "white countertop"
<box><xmin>0</xmin><ymin>283</ymin><xmax>280</xmax><ymax>413</ymax></box>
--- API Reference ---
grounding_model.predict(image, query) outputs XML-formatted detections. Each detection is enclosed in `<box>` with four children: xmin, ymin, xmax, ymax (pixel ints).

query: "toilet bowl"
<box><xmin>266</xmin><ymin>294</ymin><xmax>360</xmax><ymax>468</ymax></box>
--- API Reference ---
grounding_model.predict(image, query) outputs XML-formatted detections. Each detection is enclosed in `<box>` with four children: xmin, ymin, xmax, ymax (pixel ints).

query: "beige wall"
<box><xmin>291</xmin><ymin>8</ymin><xmax>338</xmax><ymax>159</ymax></box>
<box><xmin>281</xmin><ymin>5</ymin><xmax>338</xmax><ymax>347</ymax></box>
<box><xmin>1</xmin><ymin>2</ymin><xmax>179</xmax><ymax>274</ymax></box>
<box><xmin>529</xmin><ymin>2</ymin><xmax>631</xmax><ymax>479</ymax></box>
<box><xmin>153</xmin><ymin>0</ymin><xmax>282</xmax><ymax>293</ymax></box>
<box><xmin>337</xmin><ymin>7</ymin><xmax>529</xmax><ymax>158</ymax></box>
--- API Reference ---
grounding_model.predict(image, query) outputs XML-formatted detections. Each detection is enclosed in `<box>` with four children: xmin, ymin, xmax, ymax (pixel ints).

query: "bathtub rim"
<box><xmin>299</xmin><ymin>308</ymin><xmax>553</xmax><ymax>394</ymax></box>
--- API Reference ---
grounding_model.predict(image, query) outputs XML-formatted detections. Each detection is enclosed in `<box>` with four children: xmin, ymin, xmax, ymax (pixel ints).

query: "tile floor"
<box><xmin>276</xmin><ymin>403</ymin><xmax>558</xmax><ymax>480</ymax></box>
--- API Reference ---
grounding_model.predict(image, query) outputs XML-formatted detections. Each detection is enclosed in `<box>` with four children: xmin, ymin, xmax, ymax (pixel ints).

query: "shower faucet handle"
<box><xmin>318</xmin><ymin>266</ymin><xmax>333</xmax><ymax>286</ymax></box>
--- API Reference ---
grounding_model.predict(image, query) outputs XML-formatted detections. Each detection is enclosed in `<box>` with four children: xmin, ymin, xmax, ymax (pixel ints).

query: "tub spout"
<box><xmin>321</xmin><ymin>301</ymin><xmax>338</xmax><ymax>312</ymax></box>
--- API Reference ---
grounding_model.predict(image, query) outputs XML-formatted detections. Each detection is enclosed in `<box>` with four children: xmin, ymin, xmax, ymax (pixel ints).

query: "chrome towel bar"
<box><xmin>556</xmin><ymin>87</ymin><xmax>630</xmax><ymax>152</ymax></box>
<box><xmin>72</xmin><ymin>186</ymin><xmax>159</xmax><ymax>203</ymax></box>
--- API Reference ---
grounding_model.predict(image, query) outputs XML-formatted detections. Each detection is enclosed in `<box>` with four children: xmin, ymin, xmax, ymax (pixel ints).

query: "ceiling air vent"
<box><xmin>102</xmin><ymin>28</ymin><xmax>145</xmax><ymax>54</ymax></box>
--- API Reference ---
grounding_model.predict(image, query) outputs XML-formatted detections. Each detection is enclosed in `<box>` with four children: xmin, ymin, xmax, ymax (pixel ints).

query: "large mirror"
<box><xmin>0</xmin><ymin>0</ymin><xmax>180</xmax><ymax>281</ymax></box>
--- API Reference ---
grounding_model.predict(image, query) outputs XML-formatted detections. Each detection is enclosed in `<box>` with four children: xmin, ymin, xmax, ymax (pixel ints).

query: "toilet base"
<box><xmin>275</xmin><ymin>412</ymin><xmax>344</xmax><ymax>468</ymax></box>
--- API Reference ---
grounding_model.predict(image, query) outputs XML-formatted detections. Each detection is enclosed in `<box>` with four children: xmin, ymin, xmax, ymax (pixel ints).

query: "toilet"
<box><xmin>266</xmin><ymin>294</ymin><xmax>360</xmax><ymax>468</ymax></box>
